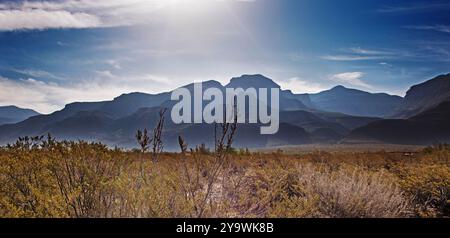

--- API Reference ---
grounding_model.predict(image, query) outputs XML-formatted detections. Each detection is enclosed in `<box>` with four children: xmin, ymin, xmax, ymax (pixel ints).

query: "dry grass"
<box><xmin>0</xmin><ymin>137</ymin><xmax>448</xmax><ymax>218</ymax></box>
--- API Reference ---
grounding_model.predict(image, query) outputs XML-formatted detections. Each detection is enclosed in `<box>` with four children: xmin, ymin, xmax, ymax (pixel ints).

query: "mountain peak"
<box><xmin>393</xmin><ymin>73</ymin><xmax>450</xmax><ymax>118</ymax></box>
<box><xmin>226</xmin><ymin>74</ymin><xmax>281</xmax><ymax>89</ymax></box>
<box><xmin>324</xmin><ymin>85</ymin><xmax>363</xmax><ymax>95</ymax></box>
<box><xmin>331</xmin><ymin>85</ymin><xmax>348</xmax><ymax>90</ymax></box>
<box><xmin>199</xmin><ymin>80</ymin><xmax>223</xmax><ymax>88</ymax></box>
<box><xmin>310</xmin><ymin>84</ymin><xmax>403</xmax><ymax>118</ymax></box>
<box><xmin>0</xmin><ymin>105</ymin><xmax>40</xmax><ymax>125</ymax></box>
<box><xmin>116</xmin><ymin>92</ymin><xmax>152</xmax><ymax>97</ymax></box>
<box><xmin>0</xmin><ymin>105</ymin><xmax>18</xmax><ymax>109</ymax></box>
<box><xmin>179</xmin><ymin>80</ymin><xmax>223</xmax><ymax>92</ymax></box>
<box><xmin>0</xmin><ymin>105</ymin><xmax>39</xmax><ymax>114</ymax></box>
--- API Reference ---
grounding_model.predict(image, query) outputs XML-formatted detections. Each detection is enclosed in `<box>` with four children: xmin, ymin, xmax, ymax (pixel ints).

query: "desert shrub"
<box><xmin>47</xmin><ymin>141</ymin><xmax>129</xmax><ymax>217</ymax></box>
<box><xmin>111</xmin><ymin>159</ymin><xmax>193</xmax><ymax>218</ymax></box>
<box><xmin>260</xmin><ymin>166</ymin><xmax>320</xmax><ymax>218</ymax></box>
<box><xmin>0</xmin><ymin>137</ymin><xmax>66</xmax><ymax>217</ymax></box>
<box><xmin>0</xmin><ymin>138</ymin><xmax>130</xmax><ymax>217</ymax></box>
<box><xmin>304</xmin><ymin>166</ymin><xmax>412</xmax><ymax>218</ymax></box>
<box><xmin>397</xmin><ymin>164</ymin><xmax>449</xmax><ymax>217</ymax></box>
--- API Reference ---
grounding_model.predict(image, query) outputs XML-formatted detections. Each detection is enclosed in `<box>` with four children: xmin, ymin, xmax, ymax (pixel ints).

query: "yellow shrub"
<box><xmin>0</xmin><ymin>137</ymin><xmax>448</xmax><ymax>218</ymax></box>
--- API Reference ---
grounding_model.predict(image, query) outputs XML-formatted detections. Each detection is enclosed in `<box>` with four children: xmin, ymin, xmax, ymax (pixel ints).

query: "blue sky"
<box><xmin>0</xmin><ymin>0</ymin><xmax>449</xmax><ymax>113</ymax></box>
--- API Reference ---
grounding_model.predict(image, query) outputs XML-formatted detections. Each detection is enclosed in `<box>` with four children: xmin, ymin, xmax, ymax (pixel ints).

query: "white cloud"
<box><xmin>0</xmin><ymin>9</ymin><xmax>101</xmax><ymax>30</ymax></box>
<box><xmin>379</xmin><ymin>62</ymin><xmax>392</xmax><ymax>67</ymax></box>
<box><xmin>0</xmin><ymin>0</ymin><xmax>257</xmax><ymax>31</ymax></box>
<box><xmin>405</xmin><ymin>25</ymin><xmax>450</xmax><ymax>33</ymax></box>
<box><xmin>279</xmin><ymin>77</ymin><xmax>327</xmax><ymax>94</ymax></box>
<box><xmin>0</xmin><ymin>0</ymin><xmax>170</xmax><ymax>30</ymax></box>
<box><xmin>11</xmin><ymin>68</ymin><xmax>67</xmax><ymax>81</ymax></box>
<box><xmin>348</xmin><ymin>47</ymin><xmax>394</xmax><ymax>55</ymax></box>
<box><xmin>378</xmin><ymin>3</ymin><xmax>450</xmax><ymax>13</ymax></box>
<box><xmin>321</xmin><ymin>47</ymin><xmax>398</xmax><ymax>61</ymax></box>
<box><xmin>0</xmin><ymin>73</ymin><xmax>178</xmax><ymax>114</ymax></box>
<box><xmin>321</xmin><ymin>55</ymin><xmax>386</xmax><ymax>61</ymax></box>
<box><xmin>330</xmin><ymin>72</ymin><xmax>372</xmax><ymax>88</ymax></box>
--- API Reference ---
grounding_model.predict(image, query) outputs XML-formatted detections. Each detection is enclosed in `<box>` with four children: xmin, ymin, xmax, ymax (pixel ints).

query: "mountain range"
<box><xmin>0</xmin><ymin>73</ymin><xmax>449</xmax><ymax>150</ymax></box>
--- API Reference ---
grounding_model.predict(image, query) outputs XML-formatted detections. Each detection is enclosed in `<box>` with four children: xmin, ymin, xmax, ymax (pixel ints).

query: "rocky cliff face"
<box><xmin>393</xmin><ymin>73</ymin><xmax>450</xmax><ymax>118</ymax></box>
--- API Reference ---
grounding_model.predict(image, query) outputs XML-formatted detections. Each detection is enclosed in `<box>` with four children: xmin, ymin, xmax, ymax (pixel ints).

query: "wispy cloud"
<box><xmin>278</xmin><ymin>77</ymin><xmax>327</xmax><ymax>94</ymax></box>
<box><xmin>378</xmin><ymin>2</ymin><xmax>450</xmax><ymax>13</ymax></box>
<box><xmin>348</xmin><ymin>47</ymin><xmax>394</xmax><ymax>55</ymax></box>
<box><xmin>379</xmin><ymin>62</ymin><xmax>393</xmax><ymax>67</ymax></box>
<box><xmin>11</xmin><ymin>68</ymin><xmax>67</xmax><ymax>81</ymax></box>
<box><xmin>321</xmin><ymin>47</ymin><xmax>397</xmax><ymax>61</ymax></box>
<box><xmin>0</xmin><ymin>9</ymin><xmax>102</xmax><ymax>30</ymax></box>
<box><xmin>321</xmin><ymin>55</ymin><xmax>387</xmax><ymax>61</ymax></box>
<box><xmin>406</xmin><ymin>40</ymin><xmax>450</xmax><ymax>62</ymax></box>
<box><xmin>329</xmin><ymin>72</ymin><xmax>372</xmax><ymax>88</ymax></box>
<box><xmin>405</xmin><ymin>25</ymin><xmax>450</xmax><ymax>33</ymax></box>
<box><xmin>421</xmin><ymin>45</ymin><xmax>450</xmax><ymax>60</ymax></box>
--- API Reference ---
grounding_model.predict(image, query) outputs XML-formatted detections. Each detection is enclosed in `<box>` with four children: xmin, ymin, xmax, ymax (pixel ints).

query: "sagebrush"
<box><xmin>0</xmin><ymin>137</ymin><xmax>448</xmax><ymax>218</ymax></box>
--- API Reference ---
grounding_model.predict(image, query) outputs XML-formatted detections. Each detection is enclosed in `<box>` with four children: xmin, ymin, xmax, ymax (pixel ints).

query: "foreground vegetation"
<box><xmin>0</xmin><ymin>134</ymin><xmax>448</xmax><ymax>218</ymax></box>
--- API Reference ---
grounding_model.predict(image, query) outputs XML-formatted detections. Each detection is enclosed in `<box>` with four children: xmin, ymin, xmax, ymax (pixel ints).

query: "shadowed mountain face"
<box><xmin>392</xmin><ymin>73</ymin><xmax>450</xmax><ymax>118</ymax></box>
<box><xmin>1</xmin><ymin>73</ymin><xmax>449</xmax><ymax>148</ymax></box>
<box><xmin>344</xmin><ymin>73</ymin><xmax>450</xmax><ymax>145</ymax></box>
<box><xmin>59</xmin><ymin>92</ymin><xmax>171</xmax><ymax>120</ymax></box>
<box><xmin>347</xmin><ymin>101</ymin><xmax>450</xmax><ymax>145</ymax></box>
<box><xmin>0</xmin><ymin>106</ymin><xmax>40</xmax><ymax>125</ymax></box>
<box><xmin>309</xmin><ymin>85</ymin><xmax>402</xmax><ymax>118</ymax></box>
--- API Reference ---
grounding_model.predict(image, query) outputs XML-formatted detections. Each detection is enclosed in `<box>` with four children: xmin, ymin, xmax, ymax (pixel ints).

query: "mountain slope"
<box><xmin>44</xmin><ymin>111</ymin><xmax>114</xmax><ymax>140</ymax></box>
<box><xmin>347</xmin><ymin>101</ymin><xmax>450</xmax><ymax>145</ymax></box>
<box><xmin>392</xmin><ymin>73</ymin><xmax>450</xmax><ymax>118</ymax></box>
<box><xmin>0</xmin><ymin>106</ymin><xmax>40</xmax><ymax>125</ymax></box>
<box><xmin>309</xmin><ymin>85</ymin><xmax>402</xmax><ymax>118</ymax></box>
<box><xmin>280</xmin><ymin>110</ymin><xmax>349</xmax><ymax>135</ymax></box>
<box><xmin>313</xmin><ymin>111</ymin><xmax>380</xmax><ymax>131</ymax></box>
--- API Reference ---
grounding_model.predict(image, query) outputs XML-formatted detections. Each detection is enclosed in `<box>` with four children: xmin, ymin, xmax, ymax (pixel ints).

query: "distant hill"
<box><xmin>57</xmin><ymin>92</ymin><xmax>171</xmax><ymax>120</ymax></box>
<box><xmin>347</xmin><ymin>73</ymin><xmax>450</xmax><ymax>145</ymax></box>
<box><xmin>347</xmin><ymin>101</ymin><xmax>450</xmax><ymax>145</ymax></box>
<box><xmin>308</xmin><ymin>85</ymin><xmax>402</xmax><ymax>118</ymax></box>
<box><xmin>391</xmin><ymin>73</ymin><xmax>450</xmax><ymax>118</ymax></box>
<box><xmin>0</xmin><ymin>106</ymin><xmax>40</xmax><ymax>125</ymax></box>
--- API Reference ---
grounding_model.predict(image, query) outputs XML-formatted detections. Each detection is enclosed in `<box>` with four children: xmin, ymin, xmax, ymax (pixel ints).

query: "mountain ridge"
<box><xmin>307</xmin><ymin>85</ymin><xmax>403</xmax><ymax>118</ymax></box>
<box><xmin>391</xmin><ymin>73</ymin><xmax>450</xmax><ymax>118</ymax></box>
<box><xmin>1</xmin><ymin>73</ymin><xmax>449</xmax><ymax>148</ymax></box>
<box><xmin>0</xmin><ymin>105</ymin><xmax>40</xmax><ymax>125</ymax></box>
